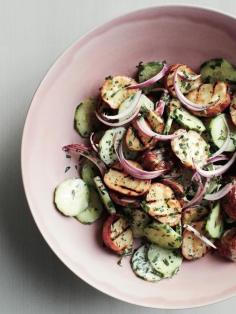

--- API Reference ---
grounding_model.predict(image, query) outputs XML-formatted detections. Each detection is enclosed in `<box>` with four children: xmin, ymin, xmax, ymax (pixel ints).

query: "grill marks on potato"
<box><xmin>182</xmin><ymin>221</ymin><xmax>208</xmax><ymax>260</ymax></box>
<box><xmin>171</xmin><ymin>130</ymin><xmax>209</xmax><ymax>169</ymax></box>
<box><xmin>109</xmin><ymin>216</ymin><xmax>133</xmax><ymax>253</ymax></box>
<box><xmin>165</xmin><ymin>64</ymin><xmax>202</xmax><ymax>97</ymax></box>
<box><xmin>187</xmin><ymin>81</ymin><xmax>231</xmax><ymax>117</ymax></box>
<box><xmin>143</xmin><ymin>183</ymin><xmax>182</xmax><ymax>227</ymax></box>
<box><xmin>126</xmin><ymin>111</ymin><xmax>165</xmax><ymax>151</ymax></box>
<box><xmin>101</xmin><ymin>75</ymin><xmax>138</xmax><ymax>109</ymax></box>
<box><xmin>104</xmin><ymin>162</ymin><xmax>151</xmax><ymax>196</ymax></box>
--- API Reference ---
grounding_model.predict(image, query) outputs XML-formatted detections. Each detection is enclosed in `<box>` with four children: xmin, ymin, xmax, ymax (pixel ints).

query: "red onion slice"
<box><xmin>204</xmin><ymin>183</ymin><xmax>233</xmax><ymax>201</ymax></box>
<box><xmin>127</xmin><ymin>63</ymin><xmax>169</xmax><ymax>89</ymax></box>
<box><xmin>63</xmin><ymin>144</ymin><xmax>107</xmax><ymax>176</ymax></box>
<box><xmin>183</xmin><ymin>173</ymin><xmax>208</xmax><ymax>209</ymax></box>
<box><xmin>210</xmin><ymin>118</ymin><xmax>231</xmax><ymax>158</ymax></box>
<box><xmin>135</xmin><ymin>117</ymin><xmax>186</xmax><ymax>141</ymax></box>
<box><xmin>178</xmin><ymin>71</ymin><xmax>201</xmax><ymax>81</ymax></box>
<box><xmin>115</xmin><ymin>142</ymin><xmax>166</xmax><ymax>180</ymax></box>
<box><xmin>207</xmin><ymin>154</ymin><xmax>229</xmax><ymax>163</ymax></box>
<box><xmin>195</xmin><ymin>151</ymin><xmax>236</xmax><ymax>178</ymax></box>
<box><xmin>184</xmin><ymin>224</ymin><xmax>217</xmax><ymax>249</ymax></box>
<box><xmin>95</xmin><ymin>93</ymin><xmax>142</xmax><ymax>127</ymax></box>
<box><xmin>174</xmin><ymin>68</ymin><xmax>214</xmax><ymax>111</ymax></box>
<box><xmin>89</xmin><ymin>132</ymin><xmax>98</xmax><ymax>153</ymax></box>
<box><xmin>102</xmin><ymin>91</ymin><xmax>142</xmax><ymax>120</ymax></box>
<box><xmin>155</xmin><ymin>99</ymin><xmax>165</xmax><ymax>116</ymax></box>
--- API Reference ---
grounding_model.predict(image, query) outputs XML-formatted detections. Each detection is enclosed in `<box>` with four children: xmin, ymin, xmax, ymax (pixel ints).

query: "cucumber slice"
<box><xmin>130</xmin><ymin>209</ymin><xmax>151</xmax><ymax>238</ymax></box>
<box><xmin>205</xmin><ymin>202</ymin><xmax>224</xmax><ymax>239</ymax></box>
<box><xmin>174</xmin><ymin>107</ymin><xmax>206</xmax><ymax>132</ymax></box>
<box><xmin>80</xmin><ymin>159</ymin><xmax>99</xmax><ymax>187</ymax></box>
<box><xmin>118</xmin><ymin>94</ymin><xmax>154</xmax><ymax>116</ymax></box>
<box><xmin>76</xmin><ymin>188</ymin><xmax>103</xmax><ymax>224</ymax></box>
<box><xmin>144</xmin><ymin>222</ymin><xmax>182</xmax><ymax>249</ymax></box>
<box><xmin>209</xmin><ymin>114</ymin><xmax>236</xmax><ymax>152</ymax></box>
<box><xmin>147</xmin><ymin>244</ymin><xmax>182</xmax><ymax>278</ymax></box>
<box><xmin>138</xmin><ymin>61</ymin><xmax>164</xmax><ymax>82</ymax></box>
<box><xmin>98</xmin><ymin>127</ymin><xmax>125</xmax><ymax>166</ymax></box>
<box><xmin>200</xmin><ymin>58</ymin><xmax>236</xmax><ymax>84</ymax></box>
<box><xmin>54</xmin><ymin>178</ymin><xmax>89</xmax><ymax>216</ymax></box>
<box><xmin>131</xmin><ymin>245</ymin><xmax>162</xmax><ymax>282</ymax></box>
<box><xmin>74</xmin><ymin>98</ymin><xmax>98</xmax><ymax>137</ymax></box>
<box><xmin>93</xmin><ymin>176</ymin><xmax>116</xmax><ymax>214</ymax></box>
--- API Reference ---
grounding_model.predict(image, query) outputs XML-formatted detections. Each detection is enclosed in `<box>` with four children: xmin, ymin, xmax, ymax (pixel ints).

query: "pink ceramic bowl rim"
<box><xmin>21</xmin><ymin>5</ymin><xmax>236</xmax><ymax>309</ymax></box>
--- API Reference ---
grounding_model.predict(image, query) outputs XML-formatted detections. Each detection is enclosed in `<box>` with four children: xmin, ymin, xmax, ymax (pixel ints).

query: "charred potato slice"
<box><xmin>187</xmin><ymin>82</ymin><xmax>231</xmax><ymax>117</ymax></box>
<box><xmin>104</xmin><ymin>163</ymin><xmax>151</xmax><ymax>196</ymax></box>
<box><xmin>161</xmin><ymin>178</ymin><xmax>185</xmax><ymax>197</ymax></box>
<box><xmin>101</xmin><ymin>75</ymin><xmax>138</xmax><ymax>109</ymax></box>
<box><xmin>164</xmin><ymin>64</ymin><xmax>202</xmax><ymax>97</ymax></box>
<box><xmin>217</xmin><ymin>228</ymin><xmax>236</xmax><ymax>262</ymax></box>
<box><xmin>125</xmin><ymin>127</ymin><xmax>146</xmax><ymax>151</ymax></box>
<box><xmin>230</xmin><ymin>94</ymin><xmax>236</xmax><ymax>126</ymax></box>
<box><xmin>139</xmin><ymin>147</ymin><xmax>173</xmax><ymax>172</ymax></box>
<box><xmin>157</xmin><ymin>213</ymin><xmax>181</xmax><ymax>227</ymax></box>
<box><xmin>182</xmin><ymin>221</ymin><xmax>208</xmax><ymax>260</ymax></box>
<box><xmin>222</xmin><ymin>178</ymin><xmax>236</xmax><ymax>220</ymax></box>
<box><xmin>182</xmin><ymin>206</ymin><xmax>210</xmax><ymax>225</ymax></box>
<box><xmin>171</xmin><ymin>130</ymin><xmax>209</xmax><ymax>169</ymax></box>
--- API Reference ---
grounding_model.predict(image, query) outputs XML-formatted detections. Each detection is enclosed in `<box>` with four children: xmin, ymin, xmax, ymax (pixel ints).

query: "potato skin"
<box><xmin>222</xmin><ymin>178</ymin><xmax>236</xmax><ymax>220</ymax></box>
<box><xmin>109</xmin><ymin>191</ymin><xmax>140</xmax><ymax>208</ymax></box>
<box><xmin>217</xmin><ymin>228</ymin><xmax>236</xmax><ymax>261</ymax></box>
<box><xmin>139</xmin><ymin>148</ymin><xmax>173</xmax><ymax>172</ymax></box>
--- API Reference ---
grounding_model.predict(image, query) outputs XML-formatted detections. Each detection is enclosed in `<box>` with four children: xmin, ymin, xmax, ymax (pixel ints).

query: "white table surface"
<box><xmin>1</xmin><ymin>0</ymin><xmax>236</xmax><ymax>313</ymax></box>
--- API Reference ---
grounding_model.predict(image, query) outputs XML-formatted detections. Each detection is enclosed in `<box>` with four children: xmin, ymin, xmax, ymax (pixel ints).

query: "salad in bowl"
<box><xmin>54</xmin><ymin>58</ymin><xmax>236</xmax><ymax>282</ymax></box>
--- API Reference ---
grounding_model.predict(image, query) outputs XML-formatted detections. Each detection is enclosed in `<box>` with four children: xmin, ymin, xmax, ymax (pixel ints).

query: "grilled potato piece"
<box><xmin>104</xmin><ymin>162</ymin><xmax>151</xmax><ymax>196</ymax></box>
<box><xmin>182</xmin><ymin>221</ymin><xmax>208</xmax><ymax>260</ymax></box>
<box><xmin>217</xmin><ymin>228</ymin><xmax>236</xmax><ymax>262</ymax></box>
<box><xmin>139</xmin><ymin>147</ymin><xmax>173</xmax><ymax>172</ymax></box>
<box><xmin>222</xmin><ymin>178</ymin><xmax>236</xmax><ymax>220</ymax></box>
<box><xmin>101</xmin><ymin>75</ymin><xmax>138</xmax><ymax>109</ymax></box>
<box><xmin>230</xmin><ymin>94</ymin><xmax>236</xmax><ymax>126</ymax></box>
<box><xmin>143</xmin><ymin>183</ymin><xmax>182</xmax><ymax>226</ymax></box>
<box><xmin>182</xmin><ymin>206</ymin><xmax>210</xmax><ymax>225</ymax></box>
<box><xmin>171</xmin><ymin>130</ymin><xmax>209</xmax><ymax>169</ymax></box>
<box><xmin>161</xmin><ymin>178</ymin><xmax>185</xmax><ymax>197</ymax></box>
<box><xmin>164</xmin><ymin>64</ymin><xmax>202</xmax><ymax>97</ymax></box>
<box><xmin>125</xmin><ymin>111</ymin><xmax>165</xmax><ymax>151</ymax></box>
<box><xmin>187</xmin><ymin>82</ymin><xmax>231</xmax><ymax>117</ymax></box>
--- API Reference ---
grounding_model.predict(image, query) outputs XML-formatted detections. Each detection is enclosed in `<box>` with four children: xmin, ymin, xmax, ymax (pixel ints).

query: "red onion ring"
<box><xmin>183</xmin><ymin>224</ymin><xmax>217</xmax><ymax>249</ymax></box>
<box><xmin>89</xmin><ymin>132</ymin><xmax>98</xmax><ymax>153</ymax></box>
<box><xmin>155</xmin><ymin>99</ymin><xmax>165</xmax><ymax>116</ymax></box>
<box><xmin>178</xmin><ymin>71</ymin><xmax>201</xmax><ymax>81</ymax></box>
<box><xmin>195</xmin><ymin>151</ymin><xmax>236</xmax><ymax>178</ymax></box>
<box><xmin>115</xmin><ymin>142</ymin><xmax>167</xmax><ymax>180</ymax></box>
<box><xmin>207</xmin><ymin>154</ymin><xmax>229</xmax><ymax>163</ymax></box>
<box><xmin>95</xmin><ymin>93</ymin><xmax>142</xmax><ymax>127</ymax></box>
<box><xmin>183</xmin><ymin>173</ymin><xmax>208</xmax><ymax>209</ymax></box>
<box><xmin>102</xmin><ymin>91</ymin><xmax>142</xmax><ymax>121</ymax></box>
<box><xmin>127</xmin><ymin>63</ymin><xmax>169</xmax><ymax>89</ymax></box>
<box><xmin>135</xmin><ymin>117</ymin><xmax>186</xmax><ymax>141</ymax></box>
<box><xmin>174</xmin><ymin>68</ymin><xmax>214</xmax><ymax>111</ymax></box>
<box><xmin>63</xmin><ymin>144</ymin><xmax>107</xmax><ymax>176</ymax></box>
<box><xmin>204</xmin><ymin>183</ymin><xmax>233</xmax><ymax>201</ymax></box>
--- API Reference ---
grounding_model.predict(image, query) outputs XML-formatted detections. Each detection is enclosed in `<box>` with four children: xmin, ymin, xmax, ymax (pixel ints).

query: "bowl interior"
<box><xmin>22</xmin><ymin>6</ymin><xmax>236</xmax><ymax>309</ymax></box>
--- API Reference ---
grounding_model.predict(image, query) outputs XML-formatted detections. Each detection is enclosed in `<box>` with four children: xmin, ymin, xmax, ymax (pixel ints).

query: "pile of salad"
<box><xmin>54</xmin><ymin>58</ymin><xmax>236</xmax><ymax>282</ymax></box>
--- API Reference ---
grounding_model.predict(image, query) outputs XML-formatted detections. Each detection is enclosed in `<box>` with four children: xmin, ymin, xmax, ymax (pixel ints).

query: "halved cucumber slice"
<box><xmin>131</xmin><ymin>245</ymin><xmax>162</xmax><ymax>282</ymax></box>
<box><xmin>205</xmin><ymin>202</ymin><xmax>224</xmax><ymax>239</ymax></box>
<box><xmin>93</xmin><ymin>176</ymin><xmax>116</xmax><ymax>214</ymax></box>
<box><xmin>144</xmin><ymin>222</ymin><xmax>182</xmax><ymax>249</ymax></box>
<box><xmin>98</xmin><ymin>127</ymin><xmax>125</xmax><ymax>166</ymax></box>
<box><xmin>74</xmin><ymin>98</ymin><xmax>98</xmax><ymax>137</ymax></box>
<box><xmin>209</xmin><ymin>113</ymin><xmax>236</xmax><ymax>152</ymax></box>
<box><xmin>118</xmin><ymin>94</ymin><xmax>154</xmax><ymax>116</ymax></box>
<box><xmin>147</xmin><ymin>244</ymin><xmax>182</xmax><ymax>278</ymax></box>
<box><xmin>138</xmin><ymin>61</ymin><xmax>164</xmax><ymax>82</ymax></box>
<box><xmin>174</xmin><ymin>107</ymin><xmax>206</xmax><ymax>132</ymax></box>
<box><xmin>54</xmin><ymin>178</ymin><xmax>89</xmax><ymax>216</ymax></box>
<box><xmin>80</xmin><ymin>159</ymin><xmax>99</xmax><ymax>187</ymax></box>
<box><xmin>76</xmin><ymin>188</ymin><xmax>103</xmax><ymax>224</ymax></box>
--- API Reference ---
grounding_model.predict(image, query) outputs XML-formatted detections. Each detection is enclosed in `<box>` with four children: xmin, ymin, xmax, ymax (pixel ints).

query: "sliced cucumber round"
<box><xmin>209</xmin><ymin>113</ymin><xmax>236</xmax><ymax>152</ymax></box>
<box><xmin>131</xmin><ymin>245</ymin><xmax>162</xmax><ymax>282</ymax></box>
<box><xmin>80</xmin><ymin>159</ymin><xmax>99</xmax><ymax>187</ymax></box>
<box><xmin>98</xmin><ymin>127</ymin><xmax>125</xmax><ymax>166</ymax></box>
<box><xmin>144</xmin><ymin>222</ymin><xmax>182</xmax><ymax>249</ymax></box>
<box><xmin>147</xmin><ymin>244</ymin><xmax>182</xmax><ymax>278</ymax></box>
<box><xmin>74</xmin><ymin>98</ymin><xmax>98</xmax><ymax>138</ymax></box>
<box><xmin>205</xmin><ymin>202</ymin><xmax>224</xmax><ymax>239</ymax></box>
<box><xmin>54</xmin><ymin>178</ymin><xmax>89</xmax><ymax>216</ymax></box>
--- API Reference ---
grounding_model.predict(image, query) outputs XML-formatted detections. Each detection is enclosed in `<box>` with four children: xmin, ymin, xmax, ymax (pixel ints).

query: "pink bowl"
<box><xmin>21</xmin><ymin>5</ymin><xmax>236</xmax><ymax>309</ymax></box>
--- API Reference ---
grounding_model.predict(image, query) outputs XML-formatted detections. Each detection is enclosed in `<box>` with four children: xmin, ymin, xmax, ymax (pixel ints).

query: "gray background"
<box><xmin>1</xmin><ymin>0</ymin><xmax>236</xmax><ymax>313</ymax></box>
